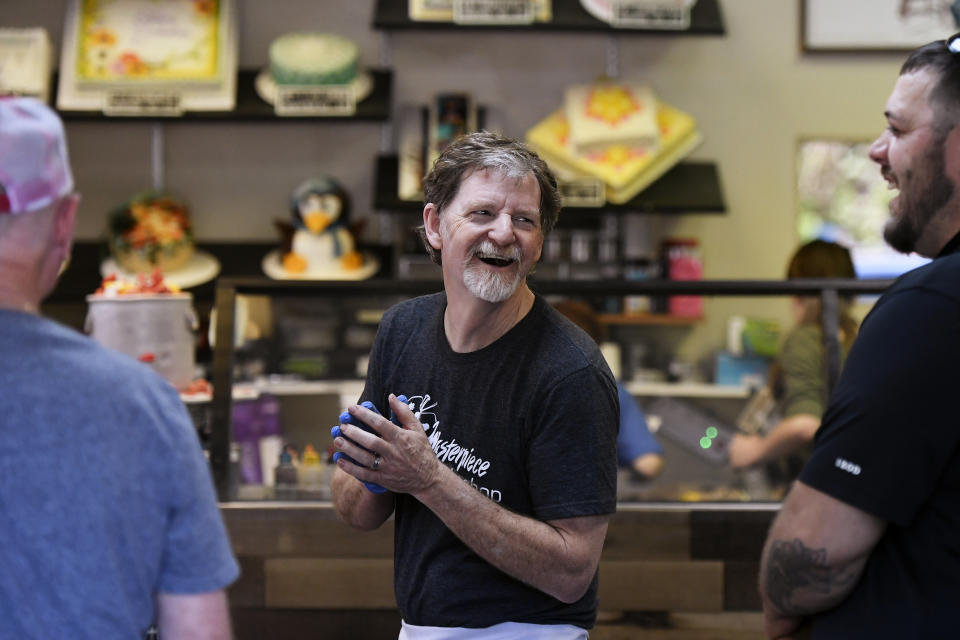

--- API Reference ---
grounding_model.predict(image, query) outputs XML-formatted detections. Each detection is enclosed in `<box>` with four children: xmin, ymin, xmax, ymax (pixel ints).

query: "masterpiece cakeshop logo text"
<box><xmin>406</xmin><ymin>393</ymin><xmax>502</xmax><ymax>503</ymax></box>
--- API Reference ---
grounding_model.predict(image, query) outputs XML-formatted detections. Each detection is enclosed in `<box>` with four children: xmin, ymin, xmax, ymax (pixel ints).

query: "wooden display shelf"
<box><xmin>373</xmin><ymin>0</ymin><xmax>725</xmax><ymax>34</ymax></box>
<box><xmin>54</xmin><ymin>69</ymin><xmax>393</xmax><ymax>122</ymax></box>
<box><xmin>373</xmin><ymin>154</ymin><xmax>726</xmax><ymax>215</ymax></box>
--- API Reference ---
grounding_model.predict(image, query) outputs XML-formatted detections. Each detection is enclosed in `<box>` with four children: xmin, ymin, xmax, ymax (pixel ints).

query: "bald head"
<box><xmin>0</xmin><ymin>195</ymin><xmax>77</xmax><ymax>312</ymax></box>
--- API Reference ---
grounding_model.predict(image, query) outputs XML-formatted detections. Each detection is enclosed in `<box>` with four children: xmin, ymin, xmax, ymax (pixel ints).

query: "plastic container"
<box><xmin>299</xmin><ymin>444</ymin><xmax>325</xmax><ymax>489</ymax></box>
<box><xmin>274</xmin><ymin>451</ymin><xmax>298</xmax><ymax>498</ymax></box>
<box><xmin>660</xmin><ymin>238</ymin><xmax>703</xmax><ymax>317</ymax></box>
<box><xmin>84</xmin><ymin>293</ymin><xmax>198</xmax><ymax>389</ymax></box>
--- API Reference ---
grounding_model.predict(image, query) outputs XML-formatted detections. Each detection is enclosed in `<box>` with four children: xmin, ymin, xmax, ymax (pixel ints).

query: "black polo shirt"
<box><xmin>800</xmin><ymin>236</ymin><xmax>960</xmax><ymax>638</ymax></box>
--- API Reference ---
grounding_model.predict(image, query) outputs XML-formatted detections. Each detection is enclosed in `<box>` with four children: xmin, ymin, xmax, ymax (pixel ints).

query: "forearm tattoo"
<box><xmin>764</xmin><ymin>538</ymin><xmax>860</xmax><ymax>616</ymax></box>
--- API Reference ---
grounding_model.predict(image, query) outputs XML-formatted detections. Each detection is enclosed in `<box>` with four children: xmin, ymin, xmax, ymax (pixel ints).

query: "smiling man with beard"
<box><xmin>759</xmin><ymin>34</ymin><xmax>960</xmax><ymax>639</ymax></box>
<box><xmin>330</xmin><ymin>131</ymin><xmax>618</xmax><ymax>639</ymax></box>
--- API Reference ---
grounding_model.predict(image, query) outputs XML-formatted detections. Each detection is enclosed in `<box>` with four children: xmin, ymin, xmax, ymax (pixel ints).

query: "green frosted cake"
<box><xmin>269</xmin><ymin>33</ymin><xmax>358</xmax><ymax>86</ymax></box>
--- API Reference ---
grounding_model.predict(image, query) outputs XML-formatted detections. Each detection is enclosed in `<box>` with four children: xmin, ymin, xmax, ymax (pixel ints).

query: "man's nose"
<box><xmin>868</xmin><ymin>131</ymin><xmax>888</xmax><ymax>165</ymax></box>
<box><xmin>488</xmin><ymin>213</ymin><xmax>516</xmax><ymax>243</ymax></box>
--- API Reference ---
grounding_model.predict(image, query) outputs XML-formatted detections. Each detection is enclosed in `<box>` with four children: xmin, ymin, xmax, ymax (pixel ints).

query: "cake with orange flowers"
<box><xmin>563</xmin><ymin>82</ymin><xmax>661</xmax><ymax>156</ymax></box>
<box><xmin>108</xmin><ymin>193</ymin><xmax>195</xmax><ymax>274</ymax></box>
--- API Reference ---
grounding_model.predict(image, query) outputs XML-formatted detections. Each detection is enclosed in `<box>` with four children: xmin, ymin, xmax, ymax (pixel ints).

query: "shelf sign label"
<box><xmin>275</xmin><ymin>85</ymin><xmax>356</xmax><ymax>116</ymax></box>
<box><xmin>559</xmin><ymin>177</ymin><xmax>606</xmax><ymax>208</ymax></box>
<box><xmin>610</xmin><ymin>0</ymin><xmax>692</xmax><ymax>30</ymax></box>
<box><xmin>103</xmin><ymin>90</ymin><xmax>183</xmax><ymax>117</ymax></box>
<box><xmin>454</xmin><ymin>0</ymin><xmax>535</xmax><ymax>25</ymax></box>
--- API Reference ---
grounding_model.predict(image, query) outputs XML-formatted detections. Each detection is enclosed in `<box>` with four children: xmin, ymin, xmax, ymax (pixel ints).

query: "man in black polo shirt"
<box><xmin>758</xmin><ymin>34</ymin><xmax>960</xmax><ymax>639</ymax></box>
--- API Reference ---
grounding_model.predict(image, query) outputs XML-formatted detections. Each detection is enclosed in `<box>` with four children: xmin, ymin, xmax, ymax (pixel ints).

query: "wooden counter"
<box><xmin>221</xmin><ymin>501</ymin><xmax>779</xmax><ymax>640</ymax></box>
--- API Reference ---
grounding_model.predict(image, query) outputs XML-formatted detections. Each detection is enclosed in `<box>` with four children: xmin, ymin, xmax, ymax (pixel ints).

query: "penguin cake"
<box><xmin>270</xmin><ymin>177</ymin><xmax>367</xmax><ymax>279</ymax></box>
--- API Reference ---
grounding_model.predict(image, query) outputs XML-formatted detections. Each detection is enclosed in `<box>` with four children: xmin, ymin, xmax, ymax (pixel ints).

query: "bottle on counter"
<box><xmin>299</xmin><ymin>444</ymin><xmax>325</xmax><ymax>490</ymax></box>
<box><xmin>274</xmin><ymin>450</ymin><xmax>298</xmax><ymax>499</ymax></box>
<box><xmin>659</xmin><ymin>237</ymin><xmax>703</xmax><ymax>317</ymax></box>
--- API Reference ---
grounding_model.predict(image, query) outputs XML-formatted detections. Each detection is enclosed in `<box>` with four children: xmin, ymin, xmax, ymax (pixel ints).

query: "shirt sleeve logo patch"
<box><xmin>835</xmin><ymin>457</ymin><xmax>862</xmax><ymax>476</ymax></box>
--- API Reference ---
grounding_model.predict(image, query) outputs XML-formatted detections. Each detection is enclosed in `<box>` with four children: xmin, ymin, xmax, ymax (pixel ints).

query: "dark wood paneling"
<box><xmin>723</xmin><ymin>561</ymin><xmax>762</xmax><ymax>611</ymax></box>
<box><xmin>689</xmin><ymin>510</ymin><xmax>776</xmax><ymax>561</ymax></box>
<box><xmin>230</xmin><ymin>608</ymin><xmax>401</xmax><ymax>640</ymax></box>
<box><xmin>222</xmin><ymin>507</ymin><xmax>394</xmax><ymax>558</ymax></box>
<box><xmin>221</xmin><ymin>504</ymin><xmax>776</xmax><ymax>625</ymax></box>
<box><xmin>265</xmin><ymin>558</ymin><xmax>396</xmax><ymax>609</ymax></box>
<box><xmin>228</xmin><ymin>556</ymin><xmax>265</xmax><ymax>607</ymax></box>
<box><xmin>598</xmin><ymin>561</ymin><xmax>724</xmax><ymax>612</ymax></box>
<box><xmin>601</xmin><ymin>510</ymin><xmax>690</xmax><ymax>560</ymax></box>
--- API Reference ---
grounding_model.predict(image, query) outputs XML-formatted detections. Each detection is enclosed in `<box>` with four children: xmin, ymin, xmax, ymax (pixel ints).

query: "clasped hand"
<box><xmin>332</xmin><ymin>393</ymin><xmax>441</xmax><ymax>495</ymax></box>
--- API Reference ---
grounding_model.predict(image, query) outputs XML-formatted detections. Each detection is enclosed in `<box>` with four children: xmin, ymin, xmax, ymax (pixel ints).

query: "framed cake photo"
<box><xmin>802</xmin><ymin>0</ymin><xmax>960</xmax><ymax>52</ymax></box>
<box><xmin>57</xmin><ymin>0</ymin><xmax>238</xmax><ymax>113</ymax></box>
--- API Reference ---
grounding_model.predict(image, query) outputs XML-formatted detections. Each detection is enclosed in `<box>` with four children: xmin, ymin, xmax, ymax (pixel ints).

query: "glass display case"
<box><xmin>206</xmin><ymin>276</ymin><xmax>891</xmax><ymax>503</ymax></box>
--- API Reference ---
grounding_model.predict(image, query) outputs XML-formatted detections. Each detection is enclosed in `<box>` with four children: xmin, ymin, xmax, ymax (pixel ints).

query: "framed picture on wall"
<box><xmin>795</xmin><ymin>139</ymin><xmax>928</xmax><ymax>277</ymax></box>
<box><xmin>802</xmin><ymin>0</ymin><xmax>960</xmax><ymax>52</ymax></box>
<box><xmin>57</xmin><ymin>0</ymin><xmax>238</xmax><ymax>112</ymax></box>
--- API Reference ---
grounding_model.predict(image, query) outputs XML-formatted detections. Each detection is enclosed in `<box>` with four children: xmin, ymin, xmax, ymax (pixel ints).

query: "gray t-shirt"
<box><xmin>0</xmin><ymin>309</ymin><xmax>238</xmax><ymax>639</ymax></box>
<box><xmin>362</xmin><ymin>293</ymin><xmax>619</xmax><ymax>629</ymax></box>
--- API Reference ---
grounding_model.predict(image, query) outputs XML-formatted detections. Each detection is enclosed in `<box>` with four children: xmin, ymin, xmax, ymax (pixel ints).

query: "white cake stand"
<box><xmin>261</xmin><ymin>250</ymin><xmax>380</xmax><ymax>281</ymax></box>
<box><xmin>100</xmin><ymin>251</ymin><xmax>221</xmax><ymax>289</ymax></box>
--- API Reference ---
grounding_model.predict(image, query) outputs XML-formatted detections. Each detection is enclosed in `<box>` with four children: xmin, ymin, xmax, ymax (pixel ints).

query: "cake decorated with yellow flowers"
<box><xmin>108</xmin><ymin>193</ymin><xmax>195</xmax><ymax>274</ymax></box>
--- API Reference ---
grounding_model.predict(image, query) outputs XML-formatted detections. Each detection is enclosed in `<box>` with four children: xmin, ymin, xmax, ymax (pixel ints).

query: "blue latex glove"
<box><xmin>331</xmin><ymin>395</ymin><xmax>408</xmax><ymax>494</ymax></box>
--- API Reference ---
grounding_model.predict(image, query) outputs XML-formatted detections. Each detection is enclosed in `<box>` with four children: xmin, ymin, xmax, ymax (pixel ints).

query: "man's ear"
<box><xmin>423</xmin><ymin>203</ymin><xmax>443</xmax><ymax>252</ymax></box>
<box><xmin>53</xmin><ymin>194</ymin><xmax>78</xmax><ymax>263</ymax></box>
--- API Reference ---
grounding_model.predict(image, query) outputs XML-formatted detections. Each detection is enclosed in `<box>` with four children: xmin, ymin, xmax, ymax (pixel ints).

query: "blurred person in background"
<box><xmin>728</xmin><ymin>239</ymin><xmax>858</xmax><ymax>478</ymax></box>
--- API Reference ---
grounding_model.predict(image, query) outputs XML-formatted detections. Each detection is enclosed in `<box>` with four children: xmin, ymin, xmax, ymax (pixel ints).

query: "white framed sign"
<box><xmin>57</xmin><ymin>0</ymin><xmax>237</xmax><ymax>113</ymax></box>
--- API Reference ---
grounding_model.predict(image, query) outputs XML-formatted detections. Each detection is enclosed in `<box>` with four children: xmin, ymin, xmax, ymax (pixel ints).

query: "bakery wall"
<box><xmin>2</xmin><ymin>0</ymin><xmax>906</xmax><ymax>357</ymax></box>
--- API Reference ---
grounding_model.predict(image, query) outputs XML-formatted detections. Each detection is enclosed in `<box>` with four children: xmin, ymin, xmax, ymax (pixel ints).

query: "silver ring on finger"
<box><xmin>372</xmin><ymin>453</ymin><xmax>382</xmax><ymax>471</ymax></box>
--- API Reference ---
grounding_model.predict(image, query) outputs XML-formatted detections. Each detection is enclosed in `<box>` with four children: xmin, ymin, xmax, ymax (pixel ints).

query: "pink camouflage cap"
<box><xmin>0</xmin><ymin>97</ymin><xmax>74</xmax><ymax>215</ymax></box>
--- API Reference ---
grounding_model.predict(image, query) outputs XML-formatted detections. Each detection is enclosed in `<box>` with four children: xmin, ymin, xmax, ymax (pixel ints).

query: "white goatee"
<box><xmin>463</xmin><ymin>240</ymin><xmax>524</xmax><ymax>303</ymax></box>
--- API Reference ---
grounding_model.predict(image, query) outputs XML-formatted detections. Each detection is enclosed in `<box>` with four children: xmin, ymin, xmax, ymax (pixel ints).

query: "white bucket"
<box><xmin>85</xmin><ymin>293</ymin><xmax>199</xmax><ymax>390</ymax></box>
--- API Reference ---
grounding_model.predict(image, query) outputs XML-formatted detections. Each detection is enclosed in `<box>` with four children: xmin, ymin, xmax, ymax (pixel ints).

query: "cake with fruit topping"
<box><xmin>108</xmin><ymin>193</ymin><xmax>195</xmax><ymax>274</ymax></box>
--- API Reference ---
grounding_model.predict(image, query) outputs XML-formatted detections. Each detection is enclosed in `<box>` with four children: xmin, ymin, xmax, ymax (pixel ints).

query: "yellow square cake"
<box><xmin>526</xmin><ymin>100</ymin><xmax>702</xmax><ymax>204</ymax></box>
<box><xmin>563</xmin><ymin>82</ymin><xmax>660</xmax><ymax>156</ymax></box>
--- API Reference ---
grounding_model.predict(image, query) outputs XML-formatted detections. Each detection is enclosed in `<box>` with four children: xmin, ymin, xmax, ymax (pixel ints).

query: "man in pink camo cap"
<box><xmin>0</xmin><ymin>97</ymin><xmax>79</xmax><ymax>312</ymax></box>
<box><xmin>0</xmin><ymin>97</ymin><xmax>239</xmax><ymax>639</ymax></box>
<box><xmin>0</xmin><ymin>97</ymin><xmax>74</xmax><ymax>215</ymax></box>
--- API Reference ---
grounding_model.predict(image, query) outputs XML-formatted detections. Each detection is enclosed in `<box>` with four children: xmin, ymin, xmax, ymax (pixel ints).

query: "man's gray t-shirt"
<box><xmin>0</xmin><ymin>310</ymin><xmax>238</xmax><ymax>639</ymax></box>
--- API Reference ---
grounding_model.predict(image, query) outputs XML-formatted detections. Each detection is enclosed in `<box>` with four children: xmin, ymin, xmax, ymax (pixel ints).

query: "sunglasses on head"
<box><xmin>948</xmin><ymin>33</ymin><xmax>960</xmax><ymax>53</ymax></box>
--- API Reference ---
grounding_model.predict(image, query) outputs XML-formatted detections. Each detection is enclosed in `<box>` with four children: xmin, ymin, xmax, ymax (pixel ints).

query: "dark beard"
<box><xmin>884</xmin><ymin>132</ymin><xmax>954</xmax><ymax>254</ymax></box>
